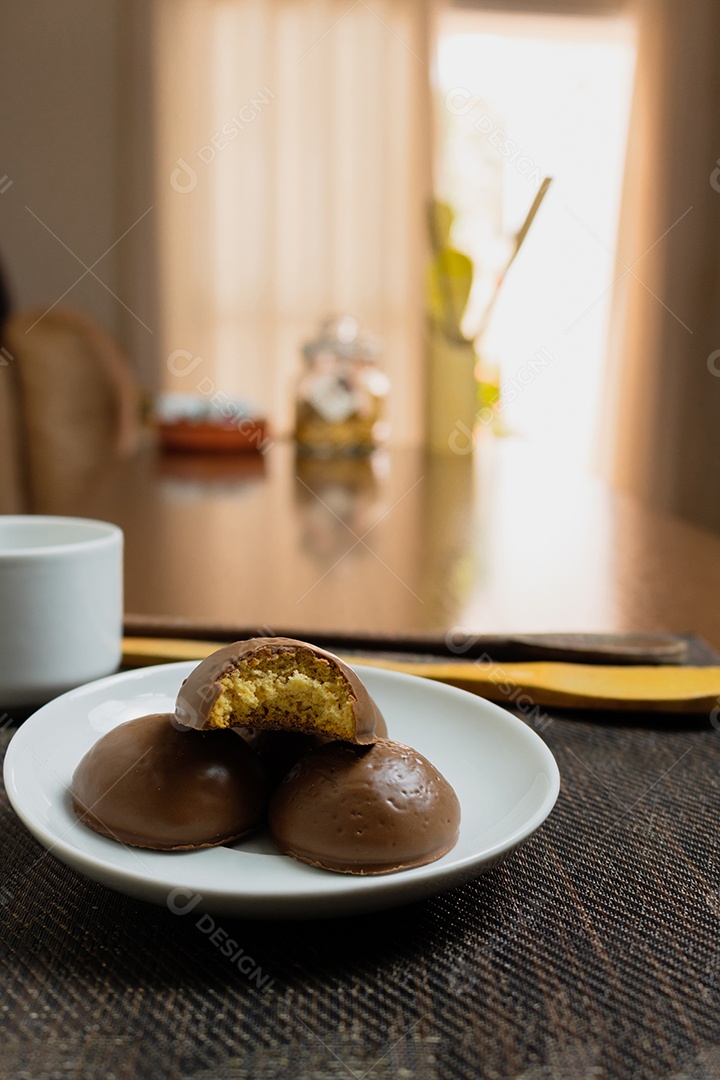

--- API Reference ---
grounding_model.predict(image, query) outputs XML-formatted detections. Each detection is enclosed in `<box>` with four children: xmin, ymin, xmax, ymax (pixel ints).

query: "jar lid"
<box><xmin>302</xmin><ymin>315</ymin><xmax>383</xmax><ymax>362</ymax></box>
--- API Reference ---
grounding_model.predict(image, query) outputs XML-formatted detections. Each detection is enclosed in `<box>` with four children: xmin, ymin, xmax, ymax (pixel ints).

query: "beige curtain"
<box><xmin>603</xmin><ymin>0</ymin><xmax>720</xmax><ymax>531</ymax></box>
<box><xmin>150</xmin><ymin>0</ymin><xmax>432</xmax><ymax>443</ymax></box>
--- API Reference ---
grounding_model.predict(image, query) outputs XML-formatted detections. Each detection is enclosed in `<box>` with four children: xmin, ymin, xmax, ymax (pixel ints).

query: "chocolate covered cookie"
<box><xmin>268</xmin><ymin>738</ymin><xmax>461</xmax><ymax>874</ymax></box>
<box><xmin>175</xmin><ymin>637</ymin><xmax>385</xmax><ymax>744</ymax></box>
<box><xmin>72</xmin><ymin>712</ymin><xmax>268</xmax><ymax>850</ymax></box>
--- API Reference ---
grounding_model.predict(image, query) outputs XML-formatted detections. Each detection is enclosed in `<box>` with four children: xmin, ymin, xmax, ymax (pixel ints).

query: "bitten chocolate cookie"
<box><xmin>72</xmin><ymin>712</ymin><xmax>268</xmax><ymax>850</ymax></box>
<box><xmin>175</xmin><ymin>637</ymin><xmax>385</xmax><ymax>744</ymax></box>
<box><xmin>268</xmin><ymin>738</ymin><xmax>461</xmax><ymax>874</ymax></box>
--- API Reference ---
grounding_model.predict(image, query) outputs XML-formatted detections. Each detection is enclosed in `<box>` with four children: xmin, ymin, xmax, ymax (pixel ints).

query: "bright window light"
<box><xmin>436</xmin><ymin>10</ymin><xmax>637</xmax><ymax>470</ymax></box>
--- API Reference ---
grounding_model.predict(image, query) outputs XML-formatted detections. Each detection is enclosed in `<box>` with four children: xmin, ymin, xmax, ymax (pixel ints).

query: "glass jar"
<box><xmin>295</xmin><ymin>316</ymin><xmax>389</xmax><ymax>456</ymax></box>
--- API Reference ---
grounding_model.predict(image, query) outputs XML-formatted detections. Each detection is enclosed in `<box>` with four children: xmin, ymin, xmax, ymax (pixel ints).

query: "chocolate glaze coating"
<box><xmin>268</xmin><ymin>738</ymin><xmax>461</xmax><ymax>874</ymax></box>
<box><xmin>72</xmin><ymin>713</ymin><xmax>268</xmax><ymax>850</ymax></box>
<box><xmin>175</xmin><ymin>637</ymin><xmax>384</xmax><ymax>744</ymax></box>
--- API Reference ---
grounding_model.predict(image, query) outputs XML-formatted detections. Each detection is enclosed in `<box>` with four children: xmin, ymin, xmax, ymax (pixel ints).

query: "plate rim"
<box><xmin>3</xmin><ymin>661</ymin><xmax>561</xmax><ymax>917</ymax></box>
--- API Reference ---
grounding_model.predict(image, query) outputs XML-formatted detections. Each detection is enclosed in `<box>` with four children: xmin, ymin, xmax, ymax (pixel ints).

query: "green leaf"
<box><xmin>427</xmin><ymin>249</ymin><xmax>473</xmax><ymax>338</ymax></box>
<box><xmin>428</xmin><ymin>199</ymin><xmax>455</xmax><ymax>253</ymax></box>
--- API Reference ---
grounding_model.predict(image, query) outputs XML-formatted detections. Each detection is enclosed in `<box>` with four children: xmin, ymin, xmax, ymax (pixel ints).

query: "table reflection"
<box><xmin>293</xmin><ymin>454</ymin><xmax>385</xmax><ymax>562</ymax></box>
<box><xmin>18</xmin><ymin>434</ymin><xmax>720</xmax><ymax>648</ymax></box>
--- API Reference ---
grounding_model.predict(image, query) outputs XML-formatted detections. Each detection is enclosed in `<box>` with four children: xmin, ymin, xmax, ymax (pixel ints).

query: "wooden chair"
<box><xmin>0</xmin><ymin>309</ymin><xmax>139</xmax><ymax>513</ymax></box>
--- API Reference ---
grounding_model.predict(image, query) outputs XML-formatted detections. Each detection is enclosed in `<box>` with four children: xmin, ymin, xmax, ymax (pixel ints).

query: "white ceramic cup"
<box><xmin>0</xmin><ymin>516</ymin><xmax>123</xmax><ymax>707</ymax></box>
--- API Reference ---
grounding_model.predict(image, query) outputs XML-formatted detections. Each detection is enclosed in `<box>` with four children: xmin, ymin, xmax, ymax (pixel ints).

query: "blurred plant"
<box><xmin>427</xmin><ymin>200</ymin><xmax>473</xmax><ymax>345</ymax></box>
<box><xmin>427</xmin><ymin>178</ymin><xmax>552</xmax><ymax>435</ymax></box>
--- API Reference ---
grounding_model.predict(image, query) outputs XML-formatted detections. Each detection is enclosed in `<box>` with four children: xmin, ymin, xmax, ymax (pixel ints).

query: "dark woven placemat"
<box><xmin>2</xmin><ymin>644</ymin><xmax>720</xmax><ymax>1079</ymax></box>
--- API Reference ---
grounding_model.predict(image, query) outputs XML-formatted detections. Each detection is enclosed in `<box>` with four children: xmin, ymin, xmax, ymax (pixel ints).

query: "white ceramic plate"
<box><xmin>3</xmin><ymin>662</ymin><xmax>560</xmax><ymax>919</ymax></box>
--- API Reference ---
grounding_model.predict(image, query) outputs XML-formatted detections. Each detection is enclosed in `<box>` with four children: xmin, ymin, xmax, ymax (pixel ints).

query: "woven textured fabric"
<box><xmin>2</xmin><ymin>654</ymin><xmax>720</xmax><ymax>1078</ymax></box>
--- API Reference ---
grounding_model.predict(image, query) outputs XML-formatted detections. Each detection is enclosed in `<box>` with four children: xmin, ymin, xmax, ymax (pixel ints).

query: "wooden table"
<box><xmin>47</xmin><ymin>434</ymin><xmax>720</xmax><ymax>650</ymax></box>
<box><xmin>6</xmin><ymin>436</ymin><xmax>720</xmax><ymax>1080</ymax></box>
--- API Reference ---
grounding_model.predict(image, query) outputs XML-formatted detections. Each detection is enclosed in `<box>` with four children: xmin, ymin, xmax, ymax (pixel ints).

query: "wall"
<box><xmin>0</xmin><ymin>1</ymin><xmax>123</xmax><ymax>343</ymax></box>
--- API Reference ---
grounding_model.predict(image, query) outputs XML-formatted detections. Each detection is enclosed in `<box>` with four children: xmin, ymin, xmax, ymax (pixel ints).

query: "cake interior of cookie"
<box><xmin>206</xmin><ymin>651</ymin><xmax>359</xmax><ymax>739</ymax></box>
